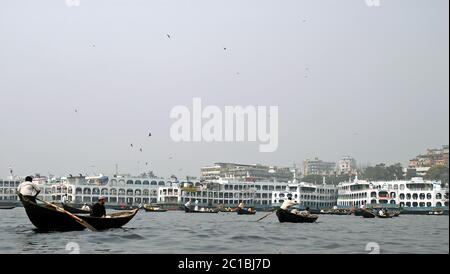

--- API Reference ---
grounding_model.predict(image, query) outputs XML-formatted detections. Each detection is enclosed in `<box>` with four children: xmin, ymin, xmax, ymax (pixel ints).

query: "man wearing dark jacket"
<box><xmin>91</xmin><ymin>196</ymin><xmax>107</xmax><ymax>217</ymax></box>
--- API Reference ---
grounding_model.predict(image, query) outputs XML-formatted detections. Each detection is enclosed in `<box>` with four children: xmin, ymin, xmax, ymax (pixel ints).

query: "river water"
<box><xmin>0</xmin><ymin>208</ymin><xmax>448</xmax><ymax>254</ymax></box>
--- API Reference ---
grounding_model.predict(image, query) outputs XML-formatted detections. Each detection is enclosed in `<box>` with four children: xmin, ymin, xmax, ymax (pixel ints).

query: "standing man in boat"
<box><xmin>91</xmin><ymin>196</ymin><xmax>107</xmax><ymax>218</ymax></box>
<box><xmin>17</xmin><ymin>176</ymin><xmax>40</xmax><ymax>203</ymax></box>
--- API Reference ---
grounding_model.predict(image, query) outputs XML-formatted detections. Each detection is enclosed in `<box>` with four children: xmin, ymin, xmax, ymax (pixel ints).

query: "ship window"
<box><xmin>394</xmin><ymin>184</ymin><xmax>399</xmax><ymax>190</ymax></box>
<box><xmin>412</xmin><ymin>194</ymin><xmax>418</xmax><ymax>200</ymax></box>
<box><xmin>93</xmin><ymin>188</ymin><xmax>100</xmax><ymax>195</ymax></box>
<box><xmin>419</xmin><ymin>193</ymin><xmax>425</xmax><ymax>200</ymax></box>
<box><xmin>83</xmin><ymin>197</ymin><xmax>91</xmax><ymax>203</ymax></box>
<box><xmin>370</xmin><ymin>199</ymin><xmax>377</xmax><ymax>204</ymax></box>
<box><xmin>400</xmin><ymin>193</ymin><xmax>405</xmax><ymax>200</ymax></box>
<box><xmin>400</xmin><ymin>185</ymin><xmax>405</xmax><ymax>190</ymax></box>
<box><xmin>83</xmin><ymin>188</ymin><xmax>91</xmax><ymax>195</ymax></box>
<box><xmin>419</xmin><ymin>202</ymin><xmax>425</xmax><ymax>207</ymax></box>
<box><xmin>119</xmin><ymin>180</ymin><xmax>125</xmax><ymax>184</ymax></box>
<box><xmin>127</xmin><ymin>180</ymin><xmax>134</xmax><ymax>185</ymax></box>
<box><xmin>159</xmin><ymin>181</ymin><xmax>165</xmax><ymax>186</ymax></box>
<box><xmin>370</xmin><ymin>192</ymin><xmax>377</xmax><ymax>198</ymax></box>
<box><xmin>436</xmin><ymin>202</ymin><xmax>442</xmax><ymax>207</ymax></box>
<box><xmin>143</xmin><ymin>181</ymin><xmax>149</xmax><ymax>185</ymax></box>
<box><xmin>406</xmin><ymin>194</ymin><xmax>411</xmax><ymax>200</ymax></box>
<box><xmin>427</xmin><ymin>202</ymin><xmax>432</xmax><ymax>207</ymax></box>
<box><xmin>76</xmin><ymin>188</ymin><xmax>82</xmax><ymax>195</ymax></box>
<box><xmin>406</xmin><ymin>202</ymin><xmax>411</xmax><ymax>207</ymax></box>
<box><xmin>110</xmin><ymin>179</ymin><xmax>117</xmax><ymax>185</ymax></box>
<box><xmin>135</xmin><ymin>180</ymin><xmax>142</xmax><ymax>185</ymax></box>
<box><xmin>427</xmin><ymin>193</ymin><xmax>432</xmax><ymax>200</ymax></box>
<box><xmin>390</xmin><ymin>200</ymin><xmax>396</xmax><ymax>204</ymax></box>
<box><xmin>436</xmin><ymin>193</ymin><xmax>442</xmax><ymax>199</ymax></box>
<box><xmin>151</xmin><ymin>181</ymin><xmax>157</xmax><ymax>186</ymax></box>
<box><xmin>127</xmin><ymin>189</ymin><xmax>133</xmax><ymax>196</ymax></box>
<box><xmin>101</xmin><ymin>188</ymin><xmax>108</xmax><ymax>195</ymax></box>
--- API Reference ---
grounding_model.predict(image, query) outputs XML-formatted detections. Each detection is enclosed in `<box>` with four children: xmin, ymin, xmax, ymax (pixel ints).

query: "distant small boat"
<box><xmin>143</xmin><ymin>205</ymin><xmax>168</xmax><ymax>212</ymax></box>
<box><xmin>237</xmin><ymin>208</ymin><xmax>256</xmax><ymax>215</ymax></box>
<box><xmin>377</xmin><ymin>213</ymin><xmax>393</xmax><ymax>219</ymax></box>
<box><xmin>276</xmin><ymin>209</ymin><xmax>319</xmax><ymax>223</ymax></box>
<box><xmin>0</xmin><ymin>205</ymin><xmax>15</xmax><ymax>210</ymax></box>
<box><xmin>184</xmin><ymin>206</ymin><xmax>219</xmax><ymax>214</ymax></box>
<box><xmin>62</xmin><ymin>203</ymin><xmax>91</xmax><ymax>214</ymax></box>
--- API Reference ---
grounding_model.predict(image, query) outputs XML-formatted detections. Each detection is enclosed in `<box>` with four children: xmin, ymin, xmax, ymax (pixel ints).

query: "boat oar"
<box><xmin>256</xmin><ymin>210</ymin><xmax>277</xmax><ymax>222</ymax></box>
<box><xmin>35</xmin><ymin>197</ymin><xmax>97</xmax><ymax>231</ymax></box>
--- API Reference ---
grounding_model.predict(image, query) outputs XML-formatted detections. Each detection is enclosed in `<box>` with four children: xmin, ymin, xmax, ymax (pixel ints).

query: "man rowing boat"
<box><xmin>17</xmin><ymin>176</ymin><xmax>40</xmax><ymax>203</ymax></box>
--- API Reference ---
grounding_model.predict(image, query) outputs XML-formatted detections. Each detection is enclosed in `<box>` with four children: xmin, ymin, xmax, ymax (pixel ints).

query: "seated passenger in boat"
<box><xmin>82</xmin><ymin>203</ymin><xmax>91</xmax><ymax>211</ymax></box>
<box><xmin>378</xmin><ymin>209</ymin><xmax>385</xmax><ymax>216</ymax></box>
<box><xmin>185</xmin><ymin>200</ymin><xmax>192</xmax><ymax>209</ymax></box>
<box><xmin>91</xmin><ymin>196</ymin><xmax>107</xmax><ymax>218</ymax></box>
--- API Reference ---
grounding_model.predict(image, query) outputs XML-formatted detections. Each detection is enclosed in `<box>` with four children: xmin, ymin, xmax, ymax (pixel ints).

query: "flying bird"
<box><xmin>140</xmin><ymin>148</ymin><xmax>143</xmax><ymax>152</ymax></box>
<box><xmin>166</xmin><ymin>34</ymin><xmax>171</xmax><ymax>39</ymax></box>
<box><xmin>130</xmin><ymin>144</ymin><xmax>133</xmax><ymax>148</ymax></box>
<box><xmin>148</xmin><ymin>132</ymin><xmax>152</xmax><ymax>137</ymax></box>
<box><xmin>224</xmin><ymin>47</ymin><xmax>227</xmax><ymax>50</ymax></box>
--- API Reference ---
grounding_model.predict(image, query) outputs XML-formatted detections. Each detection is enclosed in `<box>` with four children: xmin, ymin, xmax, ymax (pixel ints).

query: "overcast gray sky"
<box><xmin>0</xmin><ymin>0</ymin><xmax>448</xmax><ymax>179</ymax></box>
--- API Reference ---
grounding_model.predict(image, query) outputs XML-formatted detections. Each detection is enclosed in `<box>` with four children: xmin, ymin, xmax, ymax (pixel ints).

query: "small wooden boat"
<box><xmin>354</xmin><ymin>209</ymin><xmax>365</xmax><ymax>216</ymax></box>
<box><xmin>362</xmin><ymin>210</ymin><xmax>376</xmax><ymax>218</ymax></box>
<box><xmin>62</xmin><ymin>203</ymin><xmax>91</xmax><ymax>214</ymax></box>
<box><xmin>377</xmin><ymin>213</ymin><xmax>393</xmax><ymax>218</ymax></box>
<box><xmin>18</xmin><ymin>194</ymin><xmax>138</xmax><ymax>231</ymax></box>
<box><xmin>0</xmin><ymin>205</ymin><xmax>15</xmax><ymax>210</ymax></box>
<box><xmin>184</xmin><ymin>206</ymin><xmax>219</xmax><ymax>214</ymax></box>
<box><xmin>237</xmin><ymin>208</ymin><xmax>256</xmax><ymax>215</ymax></box>
<box><xmin>143</xmin><ymin>205</ymin><xmax>168</xmax><ymax>212</ymax></box>
<box><xmin>392</xmin><ymin>211</ymin><xmax>401</xmax><ymax>217</ymax></box>
<box><xmin>276</xmin><ymin>209</ymin><xmax>319</xmax><ymax>223</ymax></box>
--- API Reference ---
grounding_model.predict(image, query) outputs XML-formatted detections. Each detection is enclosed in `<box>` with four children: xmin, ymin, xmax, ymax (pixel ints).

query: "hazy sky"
<box><xmin>0</xmin><ymin>0</ymin><xmax>448</xmax><ymax>179</ymax></box>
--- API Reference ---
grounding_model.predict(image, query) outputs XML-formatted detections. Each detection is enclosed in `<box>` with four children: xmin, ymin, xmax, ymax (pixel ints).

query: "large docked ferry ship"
<box><xmin>337</xmin><ymin>176</ymin><xmax>449</xmax><ymax>214</ymax></box>
<box><xmin>5</xmin><ymin>174</ymin><xmax>339</xmax><ymax>211</ymax></box>
<box><xmin>0</xmin><ymin>179</ymin><xmax>20</xmax><ymax>208</ymax></box>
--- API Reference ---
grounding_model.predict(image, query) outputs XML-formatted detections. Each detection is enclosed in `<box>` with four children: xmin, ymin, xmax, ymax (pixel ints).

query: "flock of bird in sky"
<box><xmin>73</xmin><ymin>19</ymin><xmax>311</xmax><ymax>176</ymax></box>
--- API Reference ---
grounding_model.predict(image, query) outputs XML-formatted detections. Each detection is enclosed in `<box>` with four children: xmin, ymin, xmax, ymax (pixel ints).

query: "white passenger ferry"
<box><xmin>0</xmin><ymin>179</ymin><xmax>20</xmax><ymax>207</ymax></box>
<box><xmin>337</xmin><ymin>176</ymin><xmax>449</xmax><ymax>214</ymax></box>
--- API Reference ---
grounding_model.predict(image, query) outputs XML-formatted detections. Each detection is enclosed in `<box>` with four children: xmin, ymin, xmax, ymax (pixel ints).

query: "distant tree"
<box><xmin>360</xmin><ymin>163</ymin><xmax>404</xmax><ymax>181</ymax></box>
<box><xmin>425</xmin><ymin>165</ymin><xmax>449</xmax><ymax>187</ymax></box>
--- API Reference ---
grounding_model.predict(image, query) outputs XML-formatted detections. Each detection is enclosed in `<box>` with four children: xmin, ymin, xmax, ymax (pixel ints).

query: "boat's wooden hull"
<box><xmin>144</xmin><ymin>207</ymin><xmax>168</xmax><ymax>212</ymax></box>
<box><xmin>362</xmin><ymin>210</ymin><xmax>376</xmax><ymax>218</ymax></box>
<box><xmin>237</xmin><ymin>208</ymin><xmax>256</xmax><ymax>215</ymax></box>
<box><xmin>19</xmin><ymin>195</ymin><xmax>138</xmax><ymax>231</ymax></box>
<box><xmin>276</xmin><ymin>209</ymin><xmax>319</xmax><ymax>223</ymax></box>
<box><xmin>0</xmin><ymin>206</ymin><xmax>15</xmax><ymax>210</ymax></box>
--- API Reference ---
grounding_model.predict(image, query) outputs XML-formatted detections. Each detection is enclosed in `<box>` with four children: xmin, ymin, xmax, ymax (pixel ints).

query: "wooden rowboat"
<box><xmin>143</xmin><ymin>205</ymin><xmax>168</xmax><ymax>212</ymax></box>
<box><xmin>18</xmin><ymin>194</ymin><xmax>138</xmax><ymax>231</ymax></box>
<box><xmin>237</xmin><ymin>208</ymin><xmax>256</xmax><ymax>215</ymax></box>
<box><xmin>276</xmin><ymin>209</ymin><xmax>319</xmax><ymax>223</ymax></box>
<box><xmin>184</xmin><ymin>206</ymin><xmax>219</xmax><ymax>214</ymax></box>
